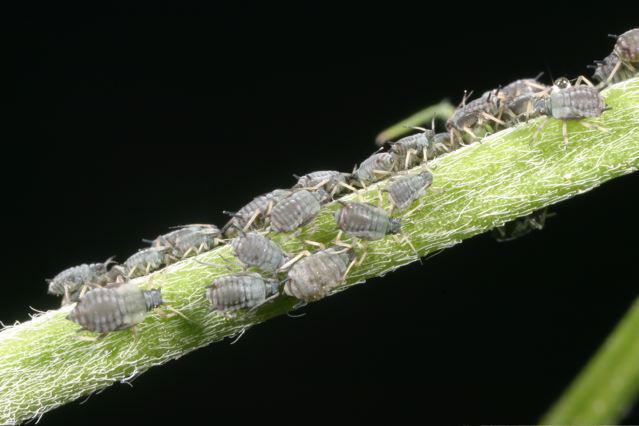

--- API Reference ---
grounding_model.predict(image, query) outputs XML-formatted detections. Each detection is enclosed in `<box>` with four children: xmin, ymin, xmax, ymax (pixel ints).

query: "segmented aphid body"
<box><xmin>447</xmin><ymin>90</ymin><xmax>502</xmax><ymax>139</ymax></box>
<box><xmin>492</xmin><ymin>209</ymin><xmax>549</xmax><ymax>242</ymax></box>
<box><xmin>47</xmin><ymin>261</ymin><xmax>110</xmax><ymax>297</ymax></box>
<box><xmin>171</xmin><ymin>226</ymin><xmax>221</xmax><ymax>259</ymax></box>
<box><xmin>389</xmin><ymin>130</ymin><xmax>433</xmax><ymax>170</ymax></box>
<box><xmin>429</xmin><ymin>132</ymin><xmax>459</xmax><ymax>159</ymax></box>
<box><xmin>293</xmin><ymin>170</ymin><xmax>351</xmax><ymax>195</ymax></box>
<box><xmin>498</xmin><ymin>78</ymin><xmax>546</xmax><ymax>102</ymax></box>
<box><xmin>334</xmin><ymin>202</ymin><xmax>401</xmax><ymax>240</ymax></box>
<box><xmin>284</xmin><ymin>247</ymin><xmax>355</xmax><ymax>302</ymax></box>
<box><xmin>593</xmin><ymin>53</ymin><xmax>636</xmax><ymax>84</ymax></box>
<box><xmin>67</xmin><ymin>282</ymin><xmax>163</xmax><ymax>333</ymax></box>
<box><xmin>386</xmin><ymin>171</ymin><xmax>433</xmax><ymax>210</ymax></box>
<box><xmin>206</xmin><ymin>272</ymin><xmax>280</xmax><ymax>314</ymax></box>
<box><xmin>223</xmin><ymin>189</ymin><xmax>292</xmax><ymax>238</ymax></box>
<box><xmin>150</xmin><ymin>225</ymin><xmax>207</xmax><ymax>248</ymax></box>
<box><xmin>614</xmin><ymin>28</ymin><xmax>639</xmax><ymax>64</ymax></box>
<box><xmin>269</xmin><ymin>189</ymin><xmax>323</xmax><ymax>233</ymax></box>
<box><xmin>540</xmin><ymin>85</ymin><xmax>606</xmax><ymax>120</ymax></box>
<box><xmin>231</xmin><ymin>232</ymin><xmax>287</xmax><ymax>272</ymax></box>
<box><xmin>352</xmin><ymin>152</ymin><xmax>395</xmax><ymax>185</ymax></box>
<box><xmin>124</xmin><ymin>247</ymin><xmax>174</xmax><ymax>278</ymax></box>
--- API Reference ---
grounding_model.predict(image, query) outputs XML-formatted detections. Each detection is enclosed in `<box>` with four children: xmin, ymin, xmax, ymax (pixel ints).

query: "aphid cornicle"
<box><xmin>388</xmin><ymin>129</ymin><xmax>434</xmax><ymax>170</ymax></box>
<box><xmin>206</xmin><ymin>272</ymin><xmax>280</xmax><ymax>315</ymax></box>
<box><xmin>269</xmin><ymin>189</ymin><xmax>324</xmax><ymax>233</ymax></box>
<box><xmin>67</xmin><ymin>282</ymin><xmax>163</xmax><ymax>335</ymax></box>
<box><xmin>231</xmin><ymin>232</ymin><xmax>287</xmax><ymax>273</ymax></box>
<box><xmin>533</xmin><ymin>77</ymin><xmax>608</xmax><ymax>146</ymax></box>
<box><xmin>47</xmin><ymin>260</ymin><xmax>112</xmax><ymax>303</ymax></box>
<box><xmin>386</xmin><ymin>171</ymin><xmax>434</xmax><ymax>211</ymax></box>
<box><xmin>124</xmin><ymin>246</ymin><xmax>174</xmax><ymax>278</ymax></box>
<box><xmin>222</xmin><ymin>189</ymin><xmax>292</xmax><ymax>238</ymax></box>
<box><xmin>171</xmin><ymin>225</ymin><xmax>222</xmax><ymax>259</ymax></box>
<box><xmin>293</xmin><ymin>170</ymin><xmax>352</xmax><ymax>196</ymax></box>
<box><xmin>284</xmin><ymin>247</ymin><xmax>355</xmax><ymax>302</ymax></box>
<box><xmin>334</xmin><ymin>202</ymin><xmax>401</xmax><ymax>240</ymax></box>
<box><xmin>352</xmin><ymin>152</ymin><xmax>395</xmax><ymax>186</ymax></box>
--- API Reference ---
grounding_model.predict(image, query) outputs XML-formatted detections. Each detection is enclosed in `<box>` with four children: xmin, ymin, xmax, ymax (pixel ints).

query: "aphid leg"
<box><xmin>531</xmin><ymin>117</ymin><xmax>549</xmax><ymax>145</ymax></box>
<box><xmin>76</xmin><ymin>332</ymin><xmax>109</xmax><ymax>343</ymax></box>
<box><xmin>334</xmin><ymin>231</ymin><xmax>354</xmax><ymax>249</ymax></box>
<box><xmin>243</xmin><ymin>208</ymin><xmax>262</xmax><ymax>231</ymax></box>
<box><xmin>579</xmin><ymin>121</ymin><xmax>610</xmax><ymax>134</ymax></box>
<box><xmin>248</xmin><ymin>293</ymin><xmax>280</xmax><ymax>314</ymax></box>
<box><xmin>377</xmin><ymin>187</ymin><xmax>385</xmax><ymax>208</ymax></box>
<box><xmin>310</xmin><ymin>179</ymin><xmax>330</xmax><ymax>191</ymax></box>
<box><xmin>404</xmin><ymin>149</ymin><xmax>417</xmax><ymax>170</ymax></box>
<box><xmin>562</xmin><ymin>121</ymin><xmax>569</xmax><ymax>147</ymax></box>
<box><xmin>574</xmin><ymin>75</ymin><xmax>595</xmax><ymax>87</ymax></box>
<box><xmin>304</xmin><ymin>240</ymin><xmax>326</xmax><ymax>250</ymax></box>
<box><xmin>480</xmin><ymin>111</ymin><xmax>506</xmax><ymax>126</ymax></box>
<box><xmin>182</xmin><ymin>247</ymin><xmax>197</xmax><ymax>258</ymax></box>
<box><xmin>130</xmin><ymin>326</ymin><xmax>139</xmax><ymax>343</ymax></box>
<box><xmin>461</xmin><ymin>126</ymin><xmax>476</xmax><ymax>141</ymax></box>
<box><xmin>342</xmin><ymin>256</ymin><xmax>358</xmax><ymax>280</ymax></box>
<box><xmin>278</xmin><ymin>251</ymin><xmax>312</xmax><ymax>272</ymax></box>
<box><xmin>157</xmin><ymin>305</ymin><xmax>193</xmax><ymax>323</ymax></box>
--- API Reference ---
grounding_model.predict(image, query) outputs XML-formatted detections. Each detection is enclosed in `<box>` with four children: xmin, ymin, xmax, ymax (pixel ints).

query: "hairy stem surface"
<box><xmin>1</xmin><ymin>79</ymin><xmax>638</xmax><ymax>424</ymax></box>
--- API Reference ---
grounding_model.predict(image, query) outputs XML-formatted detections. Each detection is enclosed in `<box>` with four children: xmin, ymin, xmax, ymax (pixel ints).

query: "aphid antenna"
<box><xmin>533</xmin><ymin>71</ymin><xmax>545</xmax><ymax>81</ymax></box>
<box><xmin>169</xmin><ymin>223</ymin><xmax>215</xmax><ymax>229</ymax></box>
<box><xmin>141</xmin><ymin>238</ymin><xmax>154</xmax><ymax>245</ymax></box>
<box><xmin>607</xmin><ymin>33</ymin><xmax>619</xmax><ymax>39</ymax></box>
<box><xmin>222</xmin><ymin>210</ymin><xmax>240</xmax><ymax>218</ymax></box>
<box><xmin>104</xmin><ymin>256</ymin><xmax>117</xmax><ymax>267</ymax></box>
<box><xmin>292</xmin><ymin>173</ymin><xmax>301</xmax><ymax>179</ymax></box>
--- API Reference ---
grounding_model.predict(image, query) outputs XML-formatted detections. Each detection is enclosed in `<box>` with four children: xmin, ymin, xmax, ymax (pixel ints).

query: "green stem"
<box><xmin>1</xmin><ymin>79</ymin><xmax>638</xmax><ymax>425</ymax></box>
<box><xmin>541</xmin><ymin>296</ymin><xmax>639</xmax><ymax>424</ymax></box>
<box><xmin>374</xmin><ymin>100</ymin><xmax>455</xmax><ymax>145</ymax></box>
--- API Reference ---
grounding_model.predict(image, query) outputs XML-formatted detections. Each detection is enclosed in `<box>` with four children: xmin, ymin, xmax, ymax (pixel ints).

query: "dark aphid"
<box><xmin>504</xmin><ymin>92</ymin><xmax>546</xmax><ymax>122</ymax></box>
<box><xmin>47</xmin><ymin>260</ymin><xmax>112</xmax><ymax>304</ymax></box>
<box><xmin>148</xmin><ymin>225</ymin><xmax>209</xmax><ymax>248</ymax></box>
<box><xmin>386</xmin><ymin>171</ymin><xmax>433</xmax><ymax>211</ymax></box>
<box><xmin>492</xmin><ymin>209</ymin><xmax>550</xmax><ymax>242</ymax></box>
<box><xmin>96</xmin><ymin>265</ymin><xmax>128</xmax><ymax>287</ymax></box>
<box><xmin>206</xmin><ymin>272</ymin><xmax>280</xmax><ymax>315</ymax></box>
<box><xmin>222</xmin><ymin>189</ymin><xmax>292</xmax><ymax>238</ymax></box>
<box><xmin>428</xmin><ymin>132</ymin><xmax>458</xmax><ymax>159</ymax></box>
<box><xmin>389</xmin><ymin>129</ymin><xmax>434</xmax><ymax>170</ymax></box>
<box><xmin>231</xmin><ymin>232</ymin><xmax>287</xmax><ymax>273</ymax></box>
<box><xmin>284</xmin><ymin>247</ymin><xmax>355</xmax><ymax>302</ymax></box>
<box><xmin>67</xmin><ymin>282</ymin><xmax>163</xmax><ymax>335</ymax></box>
<box><xmin>171</xmin><ymin>225</ymin><xmax>222</xmax><ymax>259</ymax></box>
<box><xmin>334</xmin><ymin>201</ymin><xmax>401</xmax><ymax>240</ymax></box>
<box><xmin>498</xmin><ymin>78</ymin><xmax>547</xmax><ymax>102</ymax></box>
<box><xmin>352</xmin><ymin>152</ymin><xmax>395</xmax><ymax>186</ymax></box>
<box><xmin>533</xmin><ymin>77</ymin><xmax>608</xmax><ymax>145</ymax></box>
<box><xmin>269</xmin><ymin>189</ymin><xmax>324</xmax><ymax>233</ymax></box>
<box><xmin>446</xmin><ymin>90</ymin><xmax>503</xmax><ymax>142</ymax></box>
<box><xmin>592</xmin><ymin>53</ymin><xmax>636</xmax><ymax>85</ymax></box>
<box><xmin>614</xmin><ymin>28</ymin><xmax>639</xmax><ymax>64</ymax></box>
<box><xmin>293</xmin><ymin>170</ymin><xmax>352</xmax><ymax>196</ymax></box>
<box><xmin>124</xmin><ymin>246</ymin><xmax>175</xmax><ymax>278</ymax></box>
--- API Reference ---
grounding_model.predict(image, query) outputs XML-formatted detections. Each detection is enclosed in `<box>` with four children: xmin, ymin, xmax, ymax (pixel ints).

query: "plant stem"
<box><xmin>374</xmin><ymin>100</ymin><xmax>455</xmax><ymax>145</ymax></box>
<box><xmin>541</xmin><ymin>296</ymin><xmax>639</xmax><ymax>424</ymax></box>
<box><xmin>1</xmin><ymin>78</ymin><xmax>638</xmax><ymax>425</ymax></box>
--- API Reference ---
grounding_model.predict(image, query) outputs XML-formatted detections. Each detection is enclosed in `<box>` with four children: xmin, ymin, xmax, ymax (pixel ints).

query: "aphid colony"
<box><xmin>50</xmin><ymin>27</ymin><xmax>637</xmax><ymax>338</ymax></box>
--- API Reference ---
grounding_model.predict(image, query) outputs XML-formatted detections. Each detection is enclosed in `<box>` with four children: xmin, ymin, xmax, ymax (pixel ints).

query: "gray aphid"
<box><xmin>592</xmin><ymin>53</ymin><xmax>636</xmax><ymax>85</ymax></box>
<box><xmin>171</xmin><ymin>225</ymin><xmax>221</xmax><ymax>259</ymax></box>
<box><xmin>206</xmin><ymin>272</ymin><xmax>280</xmax><ymax>315</ymax></box>
<box><xmin>386</xmin><ymin>171</ymin><xmax>433</xmax><ymax>210</ymax></box>
<box><xmin>293</xmin><ymin>170</ymin><xmax>351</xmax><ymax>195</ymax></box>
<box><xmin>231</xmin><ymin>232</ymin><xmax>287</xmax><ymax>272</ymax></box>
<box><xmin>67</xmin><ymin>282</ymin><xmax>163</xmax><ymax>334</ymax></box>
<box><xmin>536</xmin><ymin>79</ymin><xmax>606</xmax><ymax>120</ymax></box>
<box><xmin>389</xmin><ymin>130</ymin><xmax>434</xmax><ymax>170</ymax></box>
<box><xmin>284</xmin><ymin>247</ymin><xmax>355</xmax><ymax>302</ymax></box>
<box><xmin>149</xmin><ymin>225</ymin><xmax>210</xmax><ymax>248</ymax></box>
<box><xmin>269</xmin><ymin>189</ymin><xmax>323</xmax><ymax>233</ymax></box>
<box><xmin>124</xmin><ymin>246</ymin><xmax>174</xmax><ymax>278</ymax></box>
<box><xmin>334</xmin><ymin>202</ymin><xmax>401</xmax><ymax>240</ymax></box>
<box><xmin>223</xmin><ymin>189</ymin><xmax>292</xmax><ymax>238</ymax></box>
<box><xmin>47</xmin><ymin>260</ymin><xmax>112</xmax><ymax>301</ymax></box>
<box><xmin>352</xmin><ymin>152</ymin><xmax>395</xmax><ymax>185</ymax></box>
<box><xmin>614</xmin><ymin>28</ymin><xmax>639</xmax><ymax>64</ymax></box>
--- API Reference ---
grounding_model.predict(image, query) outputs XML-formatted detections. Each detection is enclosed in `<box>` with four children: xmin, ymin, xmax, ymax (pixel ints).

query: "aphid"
<box><xmin>446</xmin><ymin>89</ymin><xmax>503</xmax><ymax>143</ymax></box>
<box><xmin>504</xmin><ymin>92</ymin><xmax>546</xmax><ymax>123</ymax></box>
<box><xmin>334</xmin><ymin>201</ymin><xmax>401</xmax><ymax>240</ymax></box>
<box><xmin>284</xmin><ymin>247</ymin><xmax>355</xmax><ymax>302</ymax></box>
<box><xmin>613</xmin><ymin>28</ymin><xmax>639</xmax><ymax>64</ymax></box>
<box><xmin>231</xmin><ymin>232</ymin><xmax>287</xmax><ymax>273</ymax></box>
<box><xmin>269</xmin><ymin>189</ymin><xmax>324</xmax><ymax>233</ymax></box>
<box><xmin>206</xmin><ymin>272</ymin><xmax>280</xmax><ymax>316</ymax></box>
<box><xmin>124</xmin><ymin>246</ymin><xmax>175</xmax><ymax>278</ymax></box>
<box><xmin>533</xmin><ymin>77</ymin><xmax>608</xmax><ymax>146</ymax></box>
<box><xmin>171</xmin><ymin>225</ymin><xmax>222</xmax><ymax>258</ymax></box>
<box><xmin>388</xmin><ymin>129</ymin><xmax>434</xmax><ymax>170</ymax></box>
<box><xmin>96</xmin><ymin>265</ymin><xmax>128</xmax><ymax>287</ymax></box>
<box><xmin>386</xmin><ymin>171</ymin><xmax>433</xmax><ymax>211</ymax></box>
<box><xmin>47</xmin><ymin>259</ymin><xmax>113</xmax><ymax>304</ymax></box>
<box><xmin>498</xmin><ymin>78</ymin><xmax>547</xmax><ymax>102</ymax></box>
<box><xmin>148</xmin><ymin>225</ymin><xmax>210</xmax><ymax>248</ymax></box>
<box><xmin>222</xmin><ymin>189</ymin><xmax>292</xmax><ymax>238</ymax></box>
<box><xmin>592</xmin><ymin>53</ymin><xmax>636</xmax><ymax>85</ymax></box>
<box><xmin>293</xmin><ymin>170</ymin><xmax>353</xmax><ymax>196</ymax></box>
<box><xmin>67</xmin><ymin>282</ymin><xmax>163</xmax><ymax>337</ymax></box>
<box><xmin>492</xmin><ymin>209</ymin><xmax>551</xmax><ymax>242</ymax></box>
<box><xmin>428</xmin><ymin>132</ymin><xmax>457</xmax><ymax>159</ymax></box>
<box><xmin>351</xmin><ymin>152</ymin><xmax>395</xmax><ymax>186</ymax></box>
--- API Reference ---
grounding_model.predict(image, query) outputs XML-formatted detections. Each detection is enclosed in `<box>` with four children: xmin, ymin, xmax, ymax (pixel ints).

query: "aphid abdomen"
<box><xmin>284</xmin><ymin>248</ymin><xmax>353</xmax><ymax>302</ymax></box>
<box><xmin>294</xmin><ymin>171</ymin><xmax>349</xmax><ymax>194</ymax></box>
<box><xmin>124</xmin><ymin>247</ymin><xmax>170</xmax><ymax>278</ymax></box>
<box><xmin>387</xmin><ymin>172</ymin><xmax>433</xmax><ymax>210</ymax></box>
<box><xmin>48</xmin><ymin>262</ymin><xmax>109</xmax><ymax>296</ymax></box>
<box><xmin>615</xmin><ymin>28</ymin><xmax>639</xmax><ymax>63</ymax></box>
<box><xmin>550</xmin><ymin>86</ymin><xmax>605</xmax><ymax>120</ymax></box>
<box><xmin>206</xmin><ymin>273</ymin><xmax>276</xmax><ymax>313</ymax></box>
<box><xmin>334</xmin><ymin>202</ymin><xmax>400</xmax><ymax>240</ymax></box>
<box><xmin>352</xmin><ymin>152</ymin><xmax>395</xmax><ymax>185</ymax></box>
<box><xmin>223</xmin><ymin>189</ymin><xmax>292</xmax><ymax>237</ymax></box>
<box><xmin>67</xmin><ymin>283</ymin><xmax>160</xmax><ymax>333</ymax></box>
<box><xmin>172</xmin><ymin>227</ymin><xmax>221</xmax><ymax>258</ymax></box>
<box><xmin>270</xmin><ymin>190</ymin><xmax>321</xmax><ymax>233</ymax></box>
<box><xmin>231</xmin><ymin>232</ymin><xmax>286</xmax><ymax>272</ymax></box>
<box><xmin>592</xmin><ymin>53</ymin><xmax>636</xmax><ymax>84</ymax></box>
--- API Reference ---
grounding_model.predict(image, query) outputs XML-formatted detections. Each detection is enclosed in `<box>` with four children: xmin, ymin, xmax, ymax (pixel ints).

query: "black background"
<box><xmin>8</xmin><ymin>5</ymin><xmax>639</xmax><ymax>425</ymax></box>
